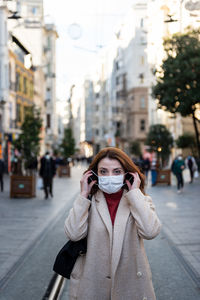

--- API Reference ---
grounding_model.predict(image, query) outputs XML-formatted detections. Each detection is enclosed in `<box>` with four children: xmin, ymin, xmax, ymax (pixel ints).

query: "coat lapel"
<box><xmin>111</xmin><ymin>191</ymin><xmax>130</xmax><ymax>278</ymax></box>
<box><xmin>95</xmin><ymin>191</ymin><xmax>113</xmax><ymax>251</ymax></box>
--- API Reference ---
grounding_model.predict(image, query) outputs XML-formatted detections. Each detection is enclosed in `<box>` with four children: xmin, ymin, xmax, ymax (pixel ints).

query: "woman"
<box><xmin>65</xmin><ymin>147</ymin><xmax>161</xmax><ymax>300</ymax></box>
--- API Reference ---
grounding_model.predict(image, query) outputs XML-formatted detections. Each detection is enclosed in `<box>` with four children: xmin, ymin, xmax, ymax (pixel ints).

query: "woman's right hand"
<box><xmin>80</xmin><ymin>170</ymin><xmax>97</xmax><ymax>199</ymax></box>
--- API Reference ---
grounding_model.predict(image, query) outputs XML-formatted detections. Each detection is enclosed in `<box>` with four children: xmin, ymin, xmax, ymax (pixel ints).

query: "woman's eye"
<box><xmin>114</xmin><ymin>170</ymin><xmax>122</xmax><ymax>175</ymax></box>
<box><xmin>99</xmin><ymin>170</ymin><xmax>106</xmax><ymax>175</ymax></box>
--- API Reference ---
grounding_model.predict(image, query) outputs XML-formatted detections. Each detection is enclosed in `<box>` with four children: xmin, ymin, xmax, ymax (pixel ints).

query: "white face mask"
<box><xmin>98</xmin><ymin>174</ymin><xmax>124</xmax><ymax>194</ymax></box>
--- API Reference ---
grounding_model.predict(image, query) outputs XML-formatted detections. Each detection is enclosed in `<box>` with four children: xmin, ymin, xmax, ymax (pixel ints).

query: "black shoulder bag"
<box><xmin>53</xmin><ymin>195</ymin><xmax>91</xmax><ymax>279</ymax></box>
<box><xmin>53</xmin><ymin>236</ymin><xmax>87</xmax><ymax>279</ymax></box>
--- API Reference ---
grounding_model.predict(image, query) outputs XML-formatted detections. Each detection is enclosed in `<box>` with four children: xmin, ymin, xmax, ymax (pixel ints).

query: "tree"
<box><xmin>60</xmin><ymin>128</ymin><xmax>75</xmax><ymax>159</ymax></box>
<box><xmin>145</xmin><ymin>124</ymin><xmax>173</xmax><ymax>167</ymax></box>
<box><xmin>152</xmin><ymin>29</ymin><xmax>200</xmax><ymax>158</ymax></box>
<box><xmin>129</xmin><ymin>140</ymin><xmax>142</xmax><ymax>157</ymax></box>
<box><xmin>176</xmin><ymin>133</ymin><xmax>197</xmax><ymax>156</ymax></box>
<box><xmin>14</xmin><ymin>105</ymin><xmax>42</xmax><ymax>174</ymax></box>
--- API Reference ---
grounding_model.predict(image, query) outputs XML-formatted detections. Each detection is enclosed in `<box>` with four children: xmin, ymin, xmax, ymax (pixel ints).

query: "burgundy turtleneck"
<box><xmin>103</xmin><ymin>189</ymin><xmax>123</xmax><ymax>225</ymax></box>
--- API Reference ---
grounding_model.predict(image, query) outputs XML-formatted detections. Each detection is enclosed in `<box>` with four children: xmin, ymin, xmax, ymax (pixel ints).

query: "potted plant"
<box><xmin>10</xmin><ymin>105</ymin><xmax>42</xmax><ymax>198</ymax></box>
<box><xmin>145</xmin><ymin>124</ymin><xmax>174</xmax><ymax>185</ymax></box>
<box><xmin>58</xmin><ymin>128</ymin><xmax>75</xmax><ymax>177</ymax></box>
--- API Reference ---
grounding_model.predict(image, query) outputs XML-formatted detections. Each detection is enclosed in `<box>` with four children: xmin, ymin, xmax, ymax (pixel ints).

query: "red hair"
<box><xmin>85</xmin><ymin>147</ymin><xmax>145</xmax><ymax>195</ymax></box>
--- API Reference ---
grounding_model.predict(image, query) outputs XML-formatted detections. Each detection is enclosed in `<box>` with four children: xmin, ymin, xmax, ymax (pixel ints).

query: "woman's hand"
<box><xmin>126</xmin><ymin>172</ymin><xmax>141</xmax><ymax>191</ymax></box>
<box><xmin>80</xmin><ymin>171</ymin><xmax>97</xmax><ymax>198</ymax></box>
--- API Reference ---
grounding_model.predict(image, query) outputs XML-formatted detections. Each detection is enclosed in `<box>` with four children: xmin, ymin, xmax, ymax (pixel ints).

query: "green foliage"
<box><xmin>14</xmin><ymin>105</ymin><xmax>42</xmax><ymax>170</ymax></box>
<box><xmin>145</xmin><ymin>124</ymin><xmax>173</xmax><ymax>167</ymax></box>
<box><xmin>60</xmin><ymin>128</ymin><xmax>75</xmax><ymax>159</ymax></box>
<box><xmin>152</xmin><ymin>29</ymin><xmax>200</xmax><ymax>157</ymax></box>
<box><xmin>153</xmin><ymin>29</ymin><xmax>200</xmax><ymax>116</ymax></box>
<box><xmin>176</xmin><ymin>133</ymin><xmax>196</xmax><ymax>149</ymax></box>
<box><xmin>129</xmin><ymin>140</ymin><xmax>142</xmax><ymax>157</ymax></box>
<box><xmin>176</xmin><ymin>132</ymin><xmax>197</xmax><ymax>156</ymax></box>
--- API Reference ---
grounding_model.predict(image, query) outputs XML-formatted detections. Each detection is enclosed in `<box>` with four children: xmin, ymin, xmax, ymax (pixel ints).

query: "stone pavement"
<box><xmin>147</xmin><ymin>173</ymin><xmax>200</xmax><ymax>286</ymax></box>
<box><xmin>0</xmin><ymin>164</ymin><xmax>86</xmax><ymax>289</ymax></box>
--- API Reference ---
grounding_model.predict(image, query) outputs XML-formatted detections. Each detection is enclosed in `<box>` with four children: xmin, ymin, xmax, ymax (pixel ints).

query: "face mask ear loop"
<box><xmin>91</xmin><ymin>170</ymin><xmax>99</xmax><ymax>186</ymax></box>
<box><xmin>91</xmin><ymin>170</ymin><xmax>98</xmax><ymax>177</ymax></box>
<box><xmin>123</xmin><ymin>172</ymin><xmax>128</xmax><ymax>187</ymax></box>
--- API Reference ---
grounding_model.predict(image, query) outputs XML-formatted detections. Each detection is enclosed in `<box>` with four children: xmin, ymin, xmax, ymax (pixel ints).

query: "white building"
<box><xmin>43</xmin><ymin>23</ymin><xmax>59</xmax><ymax>150</ymax></box>
<box><xmin>6</xmin><ymin>0</ymin><xmax>58</xmax><ymax>153</ymax></box>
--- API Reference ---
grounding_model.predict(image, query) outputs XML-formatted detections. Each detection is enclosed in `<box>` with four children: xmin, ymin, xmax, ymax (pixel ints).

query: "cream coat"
<box><xmin>64</xmin><ymin>188</ymin><xmax>161</xmax><ymax>300</ymax></box>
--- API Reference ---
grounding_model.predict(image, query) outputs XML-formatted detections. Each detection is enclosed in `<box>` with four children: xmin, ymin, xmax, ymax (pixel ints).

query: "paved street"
<box><xmin>0</xmin><ymin>166</ymin><xmax>200</xmax><ymax>299</ymax></box>
<box><xmin>0</xmin><ymin>165</ymin><xmax>86</xmax><ymax>299</ymax></box>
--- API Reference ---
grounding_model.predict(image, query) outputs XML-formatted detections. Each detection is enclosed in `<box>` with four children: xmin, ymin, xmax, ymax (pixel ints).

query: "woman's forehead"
<box><xmin>98</xmin><ymin>157</ymin><xmax>123</xmax><ymax>169</ymax></box>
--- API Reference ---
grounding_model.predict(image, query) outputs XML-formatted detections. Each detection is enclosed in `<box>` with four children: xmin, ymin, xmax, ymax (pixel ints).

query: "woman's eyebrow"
<box><xmin>113</xmin><ymin>168</ymin><xmax>123</xmax><ymax>170</ymax></box>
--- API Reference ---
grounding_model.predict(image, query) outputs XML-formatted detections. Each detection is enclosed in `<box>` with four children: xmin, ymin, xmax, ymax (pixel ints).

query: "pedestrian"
<box><xmin>64</xmin><ymin>147</ymin><xmax>161</xmax><ymax>300</ymax></box>
<box><xmin>171</xmin><ymin>155</ymin><xmax>185</xmax><ymax>193</ymax></box>
<box><xmin>136</xmin><ymin>155</ymin><xmax>145</xmax><ymax>173</ymax></box>
<box><xmin>39</xmin><ymin>152</ymin><xmax>56</xmax><ymax>199</ymax></box>
<box><xmin>185</xmin><ymin>155</ymin><xmax>198</xmax><ymax>183</ymax></box>
<box><xmin>151</xmin><ymin>157</ymin><xmax>159</xmax><ymax>186</ymax></box>
<box><xmin>0</xmin><ymin>158</ymin><xmax>4</xmax><ymax>192</ymax></box>
<box><xmin>143</xmin><ymin>157</ymin><xmax>151</xmax><ymax>181</ymax></box>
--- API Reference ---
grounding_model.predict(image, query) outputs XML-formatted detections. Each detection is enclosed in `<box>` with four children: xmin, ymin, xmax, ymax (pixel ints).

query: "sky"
<box><xmin>43</xmin><ymin>0</ymin><xmax>135</xmax><ymax>100</ymax></box>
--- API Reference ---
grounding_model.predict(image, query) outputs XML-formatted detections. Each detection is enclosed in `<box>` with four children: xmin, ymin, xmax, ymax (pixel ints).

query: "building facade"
<box><xmin>0</xmin><ymin>0</ymin><xmax>59</xmax><ymax>167</ymax></box>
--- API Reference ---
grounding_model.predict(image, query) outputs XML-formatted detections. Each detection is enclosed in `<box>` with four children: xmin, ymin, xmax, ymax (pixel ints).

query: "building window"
<box><xmin>116</xmin><ymin>91</ymin><xmax>121</xmax><ymax>99</ymax></box>
<box><xmin>16</xmin><ymin>103</ymin><xmax>22</xmax><ymax>123</ymax></box>
<box><xmin>116</xmin><ymin>76</ymin><xmax>119</xmax><ymax>85</ymax></box>
<box><xmin>47</xmin><ymin>36</ymin><xmax>51</xmax><ymax>49</ymax></box>
<box><xmin>139</xmin><ymin>73</ymin><xmax>144</xmax><ymax>84</ymax></box>
<box><xmin>47</xmin><ymin>114</ymin><xmax>51</xmax><ymax>129</ymax></box>
<box><xmin>47</xmin><ymin>63</ymin><xmax>51</xmax><ymax>74</ymax></box>
<box><xmin>19</xmin><ymin>74</ymin><xmax>23</xmax><ymax>92</ymax></box>
<box><xmin>141</xmin><ymin>36</ymin><xmax>147</xmax><ymax>45</ymax></box>
<box><xmin>140</xmin><ymin>97</ymin><xmax>145</xmax><ymax>108</ymax></box>
<box><xmin>24</xmin><ymin>77</ymin><xmax>27</xmax><ymax>95</ymax></box>
<box><xmin>140</xmin><ymin>56</ymin><xmax>144</xmax><ymax>65</ymax></box>
<box><xmin>116</xmin><ymin>60</ymin><xmax>123</xmax><ymax>70</ymax></box>
<box><xmin>29</xmin><ymin>5</ymin><xmax>39</xmax><ymax>15</ymax></box>
<box><xmin>15</xmin><ymin>72</ymin><xmax>20</xmax><ymax>91</ymax></box>
<box><xmin>112</xmin><ymin>107</ymin><xmax>116</xmax><ymax>113</ymax></box>
<box><xmin>29</xmin><ymin>81</ymin><xmax>34</xmax><ymax>99</ymax></box>
<box><xmin>140</xmin><ymin>18</ymin><xmax>144</xmax><ymax>28</ymax></box>
<box><xmin>140</xmin><ymin>119</ymin><xmax>145</xmax><ymax>131</ymax></box>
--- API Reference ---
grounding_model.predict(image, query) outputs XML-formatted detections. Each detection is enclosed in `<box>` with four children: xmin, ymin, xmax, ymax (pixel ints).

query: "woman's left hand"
<box><xmin>126</xmin><ymin>172</ymin><xmax>141</xmax><ymax>191</ymax></box>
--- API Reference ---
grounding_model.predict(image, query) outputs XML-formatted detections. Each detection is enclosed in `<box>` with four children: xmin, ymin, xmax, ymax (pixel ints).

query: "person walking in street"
<box><xmin>39</xmin><ymin>152</ymin><xmax>56</xmax><ymax>199</ymax></box>
<box><xmin>64</xmin><ymin>147</ymin><xmax>161</xmax><ymax>300</ymax></box>
<box><xmin>151</xmin><ymin>157</ymin><xmax>159</xmax><ymax>186</ymax></box>
<box><xmin>185</xmin><ymin>155</ymin><xmax>198</xmax><ymax>183</ymax></box>
<box><xmin>143</xmin><ymin>157</ymin><xmax>151</xmax><ymax>182</ymax></box>
<box><xmin>171</xmin><ymin>155</ymin><xmax>185</xmax><ymax>193</ymax></box>
<box><xmin>0</xmin><ymin>158</ymin><xmax>4</xmax><ymax>192</ymax></box>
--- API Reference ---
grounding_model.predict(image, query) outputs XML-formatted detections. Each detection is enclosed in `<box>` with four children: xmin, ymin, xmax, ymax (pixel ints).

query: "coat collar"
<box><xmin>94</xmin><ymin>189</ymin><xmax>130</xmax><ymax>278</ymax></box>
